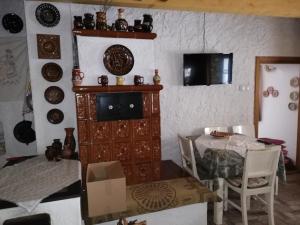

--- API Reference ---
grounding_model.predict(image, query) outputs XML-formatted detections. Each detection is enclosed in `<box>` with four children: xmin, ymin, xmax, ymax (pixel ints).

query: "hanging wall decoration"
<box><xmin>290</xmin><ymin>91</ymin><xmax>299</xmax><ymax>101</ymax></box>
<box><xmin>263</xmin><ymin>90</ymin><xmax>269</xmax><ymax>97</ymax></box>
<box><xmin>272</xmin><ymin>90</ymin><xmax>279</xmax><ymax>97</ymax></box>
<box><xmin>41</xmin><ymin>62</ymin><xmax>63</xmax><ymax>82</ymax></box>
<box><xmin>103</xmin><ymin>44</ymin><xmax>134</xmax><ymax>76</ymax></box>
<box><xmin>47</xmin><ymin>108</ymin><xmax>64</xmax><ymax>124</ymax></box>
<box><xmin>44</xmin><ymin>86</ymin><xmax>64</xmax><ymax>104</ymax></box>
<box><xmin>37</xmin><ymin>34</ymin><xmax>61</xmax><ymax>59</ymax></box>
<box><xmin>288</xmin><ymin>102</ymin><xmax>297</xmax><ymax>111</ymax></box>
<box><xmin>290</xmin><ymin>77</ymin><xmax>299</xmax><ymax>87</ymax></box>
<box><xmin>35</xmin><ymin>3</ymin><xmax>60</xmax><ymax>27</ymax></box>
<box><xmin>2</xmin><ymin>13</ymin><xmax>23</xmax><ymax>33</ymax></box>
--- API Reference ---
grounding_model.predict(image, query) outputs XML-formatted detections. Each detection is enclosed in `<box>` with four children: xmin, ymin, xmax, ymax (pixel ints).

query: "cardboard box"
<box><xmin>86</xmin><ymin>161</ymin><xmax>126</xmax><ymax>217</ymax></box>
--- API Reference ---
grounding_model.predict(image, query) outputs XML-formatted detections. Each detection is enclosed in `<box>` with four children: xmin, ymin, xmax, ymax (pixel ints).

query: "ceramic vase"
<box><xmin>115</xmin><ymin>8</ymin><xmax>128</xmax><ymax>31</ymax></box>
<box><xmin>64</xmin><ymin>127</ymin><xmax>76</xmax><ymax>153</ymax></box>
<box><xmin>153</xmin><ymin>69</ymin><xmax>161</xmax><ymax>85</ymax></box>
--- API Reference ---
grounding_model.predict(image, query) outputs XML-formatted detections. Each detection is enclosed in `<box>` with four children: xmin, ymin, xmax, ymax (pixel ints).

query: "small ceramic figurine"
<box><xmin>153</xmin><ymin>69</ymin><xmax>161</xmax><ymax>85</ymax></box>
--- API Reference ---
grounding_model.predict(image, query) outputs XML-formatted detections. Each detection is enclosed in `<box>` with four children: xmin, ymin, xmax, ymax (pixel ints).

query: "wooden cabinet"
<box><xmin>73</xmin><ymin>85</ymin><xmax>163</xmax><ymax>185</ymax></box>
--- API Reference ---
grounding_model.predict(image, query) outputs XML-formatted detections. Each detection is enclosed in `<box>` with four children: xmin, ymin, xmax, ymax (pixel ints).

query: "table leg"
<box><xmin>213</xmin><ymin>178</ymin><xmax>223</xmax><ymax>225</ymax></box>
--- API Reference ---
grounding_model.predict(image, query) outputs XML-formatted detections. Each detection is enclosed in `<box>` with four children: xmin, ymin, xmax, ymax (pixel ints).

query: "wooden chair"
<box><xmin>223</xmin><ymin>146</ymin><xmax>281</xmax><ymax>225</ymax></box>
<box><xmin>178</xmin><ymin>135</ymin><xmax>213</xmax><ymax>190</ymax></box>
<box><xmin>231</xmin><ymin>124</ymin><xmax>255</xmax><ymax>138</ymax></box>
<box><xmin>203</xmin><ymin>126</ymin><xmax>229</xmax><ymax>135</ymax></box>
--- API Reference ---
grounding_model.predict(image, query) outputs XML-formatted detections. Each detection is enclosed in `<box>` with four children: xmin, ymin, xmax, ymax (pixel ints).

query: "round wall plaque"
<box><xmin>44</xmin><ymin>86</ymin><xmax>64</xmax><ymax>104</ymax></box>
<box><xmin>42</xmin><ymin>62</ymin><xmax>63</xmax><ymax>82</ymax></box>
<box><xmin>103</xmin><ymin>44</ymin><xmax>134</xmax><ymax>76</ymax></box>
<box><xmin>2</xmin><ymin>13</ymin><xmax>23</xmax><ymax>33</ymax></box>
<box><xmin>36</xmin><ymin>3</ymin><xmax>60</xmax><ymax>27</ymax></box>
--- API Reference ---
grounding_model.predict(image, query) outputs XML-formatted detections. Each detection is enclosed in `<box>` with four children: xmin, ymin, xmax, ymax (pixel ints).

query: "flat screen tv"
<box><xmin>183</xmin><ymin>53</ymin><xmax>233</xmax><ymax>86</ymax></box>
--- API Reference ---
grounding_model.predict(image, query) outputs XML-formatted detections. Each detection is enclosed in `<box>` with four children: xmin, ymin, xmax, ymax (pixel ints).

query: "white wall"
<box><xmin>24</xmin><ymin>1</ymin><xmax>300</xmax><ymax>164</ymax></box>
<box><xmin>0</xmin><ymin>0</ymin><xmax>37</xmax><ymax>156</ymax></box>
<box><xmin>259</xmin><ymin>64</ymin><xmax>300</xmax><ymax>163</ymax></box>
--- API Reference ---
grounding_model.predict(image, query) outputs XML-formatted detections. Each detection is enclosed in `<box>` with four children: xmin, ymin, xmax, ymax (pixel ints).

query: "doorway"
<box><xmin>254</xmin><ymin>56</ymin><xmax>300</xmax><ymax>169</ymax></box>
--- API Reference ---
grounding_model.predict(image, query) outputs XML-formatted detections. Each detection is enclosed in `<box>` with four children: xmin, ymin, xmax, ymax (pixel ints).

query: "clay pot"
<box><xmin>64</xmin><ymin>127</ymin><xmax>76</xmax><ymax>153</ymax></box>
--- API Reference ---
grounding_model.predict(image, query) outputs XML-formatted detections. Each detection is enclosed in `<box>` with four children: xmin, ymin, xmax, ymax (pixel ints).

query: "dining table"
<box><xmin>192</xmin><ymin>134</ymin><xmax>286</xmax><ymax>225</ymax></box>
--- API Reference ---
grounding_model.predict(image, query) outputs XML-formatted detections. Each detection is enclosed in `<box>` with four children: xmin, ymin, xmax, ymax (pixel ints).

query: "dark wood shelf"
<box><xmin>72</xmin><ymin>29</ymin><xmax>157</xmax><ymax>40</ymax></box>
<box><xmin>72</xmin><ymin>84</ymin><xmax>163</xmax><ymax>93</ymax></box>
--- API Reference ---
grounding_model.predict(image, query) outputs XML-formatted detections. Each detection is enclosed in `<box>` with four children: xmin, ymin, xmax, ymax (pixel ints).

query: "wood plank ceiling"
<box><xmin>34</xmin><ymin>0</ymin><xmax>300</xmax><ymax>18</ymax></box>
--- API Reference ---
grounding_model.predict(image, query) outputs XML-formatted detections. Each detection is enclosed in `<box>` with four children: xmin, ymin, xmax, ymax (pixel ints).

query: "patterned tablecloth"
<box><xmin>191</xmin><ymin>135</ymin><xmax>286</xmax><ymax>184</ymax></box>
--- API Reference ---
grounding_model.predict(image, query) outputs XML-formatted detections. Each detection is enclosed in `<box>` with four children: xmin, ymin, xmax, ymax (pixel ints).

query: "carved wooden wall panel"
<box><xmin>151</xmin><ymin>117</ymin><xmax>160</xmax><ymax>137</ymax></box>
<box><xmin>132</xmin><ymin>119</ymin><xmax>150</xmax><ymax>140</ymax></box>
<box><xmin>152</xmin><ymin>93</ymin><xmax>160</xmax><ymax>114</ymax></box>
<box><xmin>76</xmin><ymin>94</ymin><xmax>87</xmax><ymax>119</ymax></box>
<box><xmin>112</xmin><ymin>120</ymin><xmax>131</xmax><ymax>141</ymax></box>
<box><xmin>79</xmin><ymin>145</ymin><xmax>89</xmax><ymax>165</ymax></box>
<box><xmin>78</xmin><ymin>120</ymin><xmax>89</xmax><ymax>144</ymax></box>
<box><xmin>143</xmin><ymin>93</ymin><xmax>151</xmax><ymax>117</ymax></box>
<box><xmin>152</xmin><ymin>140</ymin><xmax>161</xmax><ymax>161</ymax></box>
<box><xmin>133</xmin><ymin>140</ymin><xmax>152</xmax><ymax>162</ymax></box>
<box><xmin>89</xmin><ymin>94</ymin><xmax>97</xmax><ymax>120</ymax></box>
<box><xmin>74</xmin><ymin>85</ymin><xmax>163</xmax><ymax>185</ymax></box>
<box><xmin>90</xmin><ymin>143</ymin><xmax>112</xmax><ymax>163</ymax></box>
<box><xmin>113</xmin><ymin>142</ymin><xmax>131</xmax><ymax>163</ymax></box>
<box><xmin>90</xmin><ymin>121</ymin><xmax>111</xmax><ymax>142</ymax></box>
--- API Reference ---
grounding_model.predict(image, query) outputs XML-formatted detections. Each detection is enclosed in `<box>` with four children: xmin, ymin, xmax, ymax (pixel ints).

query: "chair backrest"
<box><xmin>231</xmin><ymin>124</ymin><xmax>255</xmax><ymax>138</ymax></box>
<box><xmin>178</xmin><ymin>135</ymin><xmax>199</xmax><ymax>180</ymax></box>
<box><xmin>242</xmin><ymin>146</ymin><xmax>281</xmax><ymax>190</ymax></box>
<box><xmin>204</xmin><ymin>126</ymin><xmax>228</xmax><ymax>135</ymax></box>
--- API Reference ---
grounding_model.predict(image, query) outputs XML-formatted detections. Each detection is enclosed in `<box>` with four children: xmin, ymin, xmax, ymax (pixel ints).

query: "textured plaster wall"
<box><xmin>24</xmin><ymin>1</ymin><xmax>300</xmax><ymax>163</ymax></box>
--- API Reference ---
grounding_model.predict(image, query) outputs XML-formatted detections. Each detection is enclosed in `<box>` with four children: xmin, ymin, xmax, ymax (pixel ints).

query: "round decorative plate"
<box><xmin>2</xmin><ymin>13</ymin><xmax>23</xmax><ymax>33</ymax></box>
<box><xmin>267</xmin><ymin>86</ymin><xmax>274</xmax><ymax>93</ymax></box>
<box><xmin>47</xmin><ymin>108</ymin><xmax>64</xmax><ymax>124</ymax></box>
<box><xmin>132</xmin><ymin>182</ymin><xmax>176</xmax><ymax>211</ymax></box>
<box><xmin>288</xmin><ymin>102</ymin><xmax>297</xmax><ymax>111</ymax></box>
<box><xmin>35</xmin><ymin>3</ymin><xmax>60</xmax><ymax>27</ymax></box>
<box><xmin>263</xmin><ymin>90</ymin><xmax>269</xmax><ymax>97</ymax></box>
<box><xmin>272</xmin><ymin>90</ymin><xmax>279</xmax><ymax>97</ymax></box>
<box><xmin>290</xmin><ymin>91</ymin><xmax>299</xmax><ymax>101</ymax></box>
<box><xmin>44</xmin><ymin>86</ymin><xmax>64</xmax><ymax>104</ymax></box>
<box><xmin>103</xmin><ymin>44</ymin><xmax>134</xmax><ymax>76</ymax></box>
<box><xmin>290</xmin><ymin>77</ymin><xmax>299</xmax><ymax>87</ymax></box>
<box><xmin>42</xmin><ymin>62</ymin><xmax>63</xmax><ymax>82</ymax></box>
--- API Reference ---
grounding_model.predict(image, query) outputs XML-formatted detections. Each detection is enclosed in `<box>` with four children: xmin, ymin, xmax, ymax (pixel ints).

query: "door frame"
<box><xmin>254</xmin><ymin>56</ymin><xmax>300</xmax><ymax>168</ymax></box>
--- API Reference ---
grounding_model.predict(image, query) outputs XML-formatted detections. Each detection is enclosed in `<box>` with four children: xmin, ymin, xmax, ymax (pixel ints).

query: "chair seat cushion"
<box><xmin>226</xmin><ymin>177</ymin><xmax>268</xmax><ymax>188</ymax></box>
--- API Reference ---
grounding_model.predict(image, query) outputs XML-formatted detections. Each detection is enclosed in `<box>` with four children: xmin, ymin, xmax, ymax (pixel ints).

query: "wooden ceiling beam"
<box><xmin>32</xmin><ymin>0</ymin><xmax>300</xmax><ymax>18</ymax></box>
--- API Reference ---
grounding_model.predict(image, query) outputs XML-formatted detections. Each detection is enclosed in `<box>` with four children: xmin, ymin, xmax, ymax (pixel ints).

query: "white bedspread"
<box><xmin>0</xmin><ymin>155</ymin><xmax>80</xmax><ymax>212</ymax></box>
<box><xmin>195</xmin><ymin>134</ymin><xmax>265</xmax><ymax>158</ymax></box>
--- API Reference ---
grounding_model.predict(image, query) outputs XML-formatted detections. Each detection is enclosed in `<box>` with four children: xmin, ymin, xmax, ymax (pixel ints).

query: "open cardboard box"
<box><xmin>86</xmin><ymin>161</ymin><xmax>126</xmax><ymax>217</ymax></box>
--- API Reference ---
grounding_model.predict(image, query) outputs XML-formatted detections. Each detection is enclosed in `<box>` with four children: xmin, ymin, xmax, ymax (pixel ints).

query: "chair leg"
<box><xmin>275</xmin><ymin>176</ymin><xmax>279</xmax><ymax>196</ymax></box>
<box><xmin>246</xmin><ymin>196</ymin><xmax>251</xmax><ymax>210</ymax></box>
<box><xmin>266</xmin><ymin>192</ymin><xmax>275</xmax><ymax>225</ymax></box>
<box><xmin>223</xmin><ymin>182</ymin><xmax>228</xmax><ymax>211</ymax></box>
<box><xmin>241</xmin><ymin>195</ymin><xmax>248</xmax><ymax>225</ymax></box>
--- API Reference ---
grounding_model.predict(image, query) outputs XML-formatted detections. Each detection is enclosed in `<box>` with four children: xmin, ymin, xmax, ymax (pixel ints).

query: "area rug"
<box><xmin>92</xmin><ymin>177</ymin><xmax>218</xmax><ymax>224</ymax></box>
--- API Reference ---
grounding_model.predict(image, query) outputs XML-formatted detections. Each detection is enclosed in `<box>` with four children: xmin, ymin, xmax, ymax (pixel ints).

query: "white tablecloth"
<box><xmin>0</xmin><ymin>155</ymin><xmax>81</xmax><ymax>212</ymax></box>
<box><xmin>195</xmin><ymin>134</ymin><xmax>265</xmax><ymax>158</ymax></box>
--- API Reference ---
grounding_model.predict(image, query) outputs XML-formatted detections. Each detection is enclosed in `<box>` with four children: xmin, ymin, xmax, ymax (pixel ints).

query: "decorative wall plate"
<box><xmin>47</xmin><ymin>108</ymin><xmax>64</xmax><ymax>124</ymax></box>
<box><xmin>272</xmin><ymin>90</ymin><xmax>279</xmax><ymax>97</ymax></box>
<box><xmin>103</xmin><ymin>44</ymin><xmax>134</xmax><ymax>76</ymax></box>
<box><xmin>288</xmin><ymin>102</ymin><xmax>297</xmax><ymax>111</ymax></box>
<box><xmin>2</xmin><ymin>13</ymin><xmax>23</xmax><ymax>33</ymax></box>
<box><xmin>290</xmin><ymin>91</ymin><xmax>299</xmax><ymax>101</ymax></box>
<box><xmin>42</xmin><ymin>62</ymin><xmax>63</xmax><ymax>82</ymax></box>
<box><xmin>267</xmin><ymin>86</ymin><xmax>274</xmax><ymax>93</ymax></box>
<box><xmin>263</xmin><ymin>90</ymin><xmax>269</xmax><ymax>97</ymax></box>
<box><xmin>44</xmin><ymin>86</ymin><xmax>64</xmax><ymax>104</ymax></box>
<box><xmin>35</xmin><ymin>3</ymin><xmax>60</xmax><ymax>27</ymax></box>
<box><xmin>37</xmin><ymin>34</ymin><xmax>61</xmax><ymax>59</ymax></box>
<box><xmin>290</xmin><ymin>77</ymin><xmax>299</xmax><ymax>87</ymax></box>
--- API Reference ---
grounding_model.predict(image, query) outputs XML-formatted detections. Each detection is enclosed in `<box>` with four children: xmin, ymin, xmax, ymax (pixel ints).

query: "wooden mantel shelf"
<box><xmin>72</xmin><ymin>29</ymin><xmax>157</xmax><ymax>40</ymax></box>
<box><xmin>72</xmin><ymin>84</ymin><xmax>163</xmax><ymax>93</ymax></box>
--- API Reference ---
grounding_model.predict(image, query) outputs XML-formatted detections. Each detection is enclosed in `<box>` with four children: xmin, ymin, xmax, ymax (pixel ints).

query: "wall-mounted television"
<box><xmin>183</xmin><ymin>53</ymin><xmax>233</xmax><ymax>86</ymax></box>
